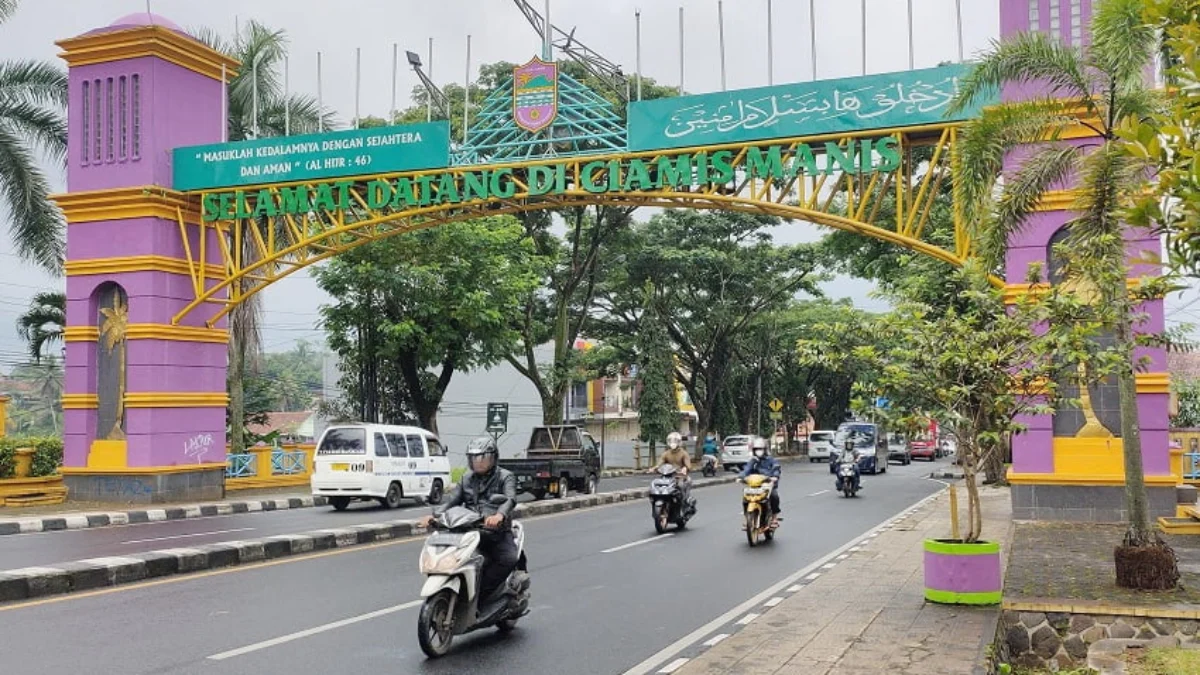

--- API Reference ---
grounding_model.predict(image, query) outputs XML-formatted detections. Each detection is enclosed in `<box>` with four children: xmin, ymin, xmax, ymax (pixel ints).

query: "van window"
<box><xmin>385</xmin><ymin>433</ymin><xmax>408</xmax><ymax>458</ymax></box>
<box><xmin>317</xmin><ymin>427</ymin><xmax>367</xmax><ymax>455</ymax></box>
<box><xmin>374</xmin><ymin>433</ymin><xmax>389</xmax><ymax>458</ymax></box>
<box><xmin>427</xmin><ymin>438</ymin><xmax>445</xmax><ymax>457</ymax></box>
<box><xmin>406</xmin><ymin>434</ymin><xmax>426</xmax><ymax>458</ymax></box>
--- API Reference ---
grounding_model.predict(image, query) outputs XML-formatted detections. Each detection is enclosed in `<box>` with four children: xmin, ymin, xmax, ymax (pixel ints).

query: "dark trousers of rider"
<box><xmin>770</xmin><ymin>489</ymin><xmax>781</xmax><ymax>515</ymax></box>
<box><xmin>479</xmin><ymin>531</ymin><xmax>520</xmax><ymax>601</ymax></box>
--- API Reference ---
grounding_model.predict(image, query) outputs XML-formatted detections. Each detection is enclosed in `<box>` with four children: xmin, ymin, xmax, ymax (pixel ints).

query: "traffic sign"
<box><xmin>486</xmin><ymin>403</ymin><xmax>509</xmax><ymax>433</ymax></box>
<box><xmin>768</xmin><ymin>398</ymin><xmax>784</xmax><ymax>413</ymax></box>
<box><xmin>769</xmin><ymin>411</ymin><xmax>784</xmax><ymax>421</ymax></box>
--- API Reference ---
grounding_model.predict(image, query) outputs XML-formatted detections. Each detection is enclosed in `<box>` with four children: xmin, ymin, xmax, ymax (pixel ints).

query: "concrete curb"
<box><xmin>0</xmin><ymin>476</ymin><xmax>739</xmax><ymax>602</ymax></box>
<box><xmin>0</xmin><ymin>469</ymin><xmax>644</xmax><ymax>537</ymax></box>
<box><xmin>0</xmin><ymin>495</ymin><xmax>331</xmax><ymax>537</ymax></box>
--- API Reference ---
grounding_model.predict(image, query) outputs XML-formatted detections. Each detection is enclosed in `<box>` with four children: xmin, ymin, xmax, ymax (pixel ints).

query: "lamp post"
<box><xmin>600</xmin><ymin>394</ymin><xmax>607</xmax><ymax>470</ymax></box>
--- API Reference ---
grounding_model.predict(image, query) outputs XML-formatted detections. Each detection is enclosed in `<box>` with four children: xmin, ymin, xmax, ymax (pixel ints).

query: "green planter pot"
<box><xmin>923</xmin><ymin>539</ymin><xmax>1002</xmax><ymax>605</ymax></box>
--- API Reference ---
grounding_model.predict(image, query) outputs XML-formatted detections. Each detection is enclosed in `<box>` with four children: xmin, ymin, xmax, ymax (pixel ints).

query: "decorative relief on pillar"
<box><xmin>96</xmin><ymin>284</ymin><xmax>128</xmax><ymax>440</ymax></box>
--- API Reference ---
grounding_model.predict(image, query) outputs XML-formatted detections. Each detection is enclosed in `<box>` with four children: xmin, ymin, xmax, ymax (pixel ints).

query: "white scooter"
<box><xmin>417</xmin><ymin>499</ymin><xmax>531</xmax><ymax>658</ymax></box>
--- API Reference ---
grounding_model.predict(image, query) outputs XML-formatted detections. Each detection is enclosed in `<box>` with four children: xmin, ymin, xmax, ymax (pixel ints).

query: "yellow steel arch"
<box><xmin>174</xmin><ymin>123</ymin><xmax>978</xmax><ymax>327</ymax></box>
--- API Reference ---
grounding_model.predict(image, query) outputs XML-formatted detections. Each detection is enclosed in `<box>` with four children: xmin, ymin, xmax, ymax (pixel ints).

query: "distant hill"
<box><xmin>519</xmin><ymin>74</ymin><xmax>554</xmax><ymax>90</ymax></box>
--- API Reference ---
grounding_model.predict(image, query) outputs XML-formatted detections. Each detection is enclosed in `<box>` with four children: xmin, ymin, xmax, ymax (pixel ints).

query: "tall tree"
<box><xmin>317</xmin><ymin>217</ymin><xmax>542</xmax><ymax>432</ymax></box>
<box><xmin>593</xmin><ymin>210</ymin><xmax>822</xmax><ymax>449</ymax></box>
<box><xmin>193</xmin><ymin>20</ymin><xmax>334</xmax><ymax>454</ymax></box>
<box><xmin>15</xmin><ymin>291</ymin><xmax>64</xmax><ymax>362</ymax></box>
<box><xmin>951</xmin><ymin>0</ymin><xmax>1178</xmax><ymax>588</ymax></box>
<box><xmin>0</xmin><ymin>0</ymin><xmax>68</xmax><ymax>273</ymax></box>
<box><xmin>634</xmin><ymin>283</ymin><xmax>678</xmax><ymax>454</ymax></box>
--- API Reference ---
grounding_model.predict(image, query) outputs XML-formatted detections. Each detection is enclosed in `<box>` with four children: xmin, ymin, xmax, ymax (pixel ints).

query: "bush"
<box><xmin>0</xmin><ymin>439</ymin><xmax>16</xmax><ymax>479</ymax></box>
<box><xmin>29</xmin><ymin>437</ymin><xmax>63</xmax><ymax>477</ymax></box>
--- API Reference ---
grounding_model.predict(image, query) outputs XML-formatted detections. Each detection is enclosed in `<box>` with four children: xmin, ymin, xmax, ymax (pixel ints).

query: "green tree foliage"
<box><xmin>4</xmin><ymin>357</ymin><xmax>63</xmax><ymax>436</ymax></box>
<box><xmin>634</xmin><ymin>283</ymin><xmax>678</xmax><ymax>452</ymax></box>
<box><xmin>316</xmin><ymin>217</ymin><xmax>542</xmax><ymax>432</ymax></box>
<box><xmin>951</xmin><ymin>0</ymin><xmax>1177</xmax><ymax>580</ymax></box>
<box><xmin>592</xmin><ymin>210</ymin><xmax>822</xmax><ymax>448</ymax></box>
<box><xmin>1172</xmin><ymin>378</ymin><xmax>1200</xmax><ymax>429</ymax></box>
<box><xmin>15</xmin><ymin>291</ymin><xmax>64</xmax><ymax>362</ymax></box>
<box><xmin>0</xmin><ymin>0</ymin><xmax>68</xmax><ymax>274</ymax></box>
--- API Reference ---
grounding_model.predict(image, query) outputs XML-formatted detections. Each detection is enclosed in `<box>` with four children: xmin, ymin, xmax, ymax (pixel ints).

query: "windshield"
<box><xmin>725</xmin><ymin>436</ymin><xmax>750</xmax><ymax>446</ymax></box>
<box><xmin>809</xmin><ymin>432</ymin><xmax>833</xmax><ymax>443</ymax></box>
<box><xmin>317</xmin><ymin>427</ymin><xmax>367</xmax><ymax>455</ymax></box>
<box><xmin>835</xmin><ymin>424</ymin><xmax>876</xmax><ymax>449</ymax></box>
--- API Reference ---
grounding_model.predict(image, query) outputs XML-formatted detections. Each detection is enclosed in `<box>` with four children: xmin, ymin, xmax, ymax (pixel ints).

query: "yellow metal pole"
<box><xmin>949</xmin><ymin>484</ymin><xmax>961</xmax><ymax>541</ymax></box>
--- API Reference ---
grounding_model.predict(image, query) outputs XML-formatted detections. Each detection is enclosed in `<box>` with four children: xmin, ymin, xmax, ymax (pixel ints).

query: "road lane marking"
<box><xmin>601</xmin><ymin>533</ymin><xmax>674</xmax><ymax>554</ymax></box>
<box><xmin>786</xmin><ymin>585</ymin><xmax>802</xmax><ymax>592</ymax></box>
<box><xmin>208</xmin><ymin>600</ymin><xmax>422</xmax><ymax>660</ymax></box>
<box><xmin>736</xmin><ymin>613</ymin><xmax>759</xmax><ymax>625</ymax></box>
<box><xmin>820</xmin><ymin>563</ymin><xmax>836</xmax><ymax>570</ymax></box>
<box><xmin>764</xmin><ymin>597</ymin><xmax>784</xmax><ymax>607</ymax></box>
<box><xmin>806</xmin><ymin>490</ymin><xmax>829</xmax><ymax>497</ymax></box>
<box><xmin>805</xmin><ymin>572</ymin><xmax>821</xmax><ymax>581</ymax></box>
<box><xmin>120</xmin><ymin>528</ymin><xmax>256</xmax><ymax>545</ymax></box>
<box><xmin>657</xmin><ymin>658</ymin><xmax>690</xmax><ymax>674</ymax></box>
<box><xmin>835</xmin><ymin>554</ymin><xmax>849</xmax><ymax>560</ymax></box>
<box><xmin>621</xmin><ymin>486</ymin><xmax>948</xmax><ymax>675</ymax></box>
<box><xmin>702</xmin><ymin>634</ymin><xmax>730</xmax><ymax>647</ymax></box>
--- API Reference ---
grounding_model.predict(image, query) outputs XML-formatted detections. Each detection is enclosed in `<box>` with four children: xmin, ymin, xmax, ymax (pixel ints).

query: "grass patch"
<box><xmin>450</xmin><ymin>467</ymin><xmax>466</xmax><ymax>485</ymax></box>
<box><xmin>1127</xmin><ymin>648</ymin><xmax>1200</xmax><ymax>675</ymax></box>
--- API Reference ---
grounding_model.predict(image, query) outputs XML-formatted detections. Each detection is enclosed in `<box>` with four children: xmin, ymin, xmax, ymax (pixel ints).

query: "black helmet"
<box><xmin>466</xmin><ymin>437</ymin><xmax>498</xmax><ymax>473</ymax></box>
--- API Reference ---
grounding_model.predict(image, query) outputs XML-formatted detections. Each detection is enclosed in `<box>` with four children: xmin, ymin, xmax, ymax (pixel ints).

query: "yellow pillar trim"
<box><xmin>62</xmin><ymin>463</ymin><xmax>227</xmax><ymax>476</ymax></box>
<box><xmin>62</xmin><ymin>393</ymin><xmax>100</xmax><ymax>409</ymax></box>
<box><xmin>1003</xmin><ymin>278</ymin><xmax>1166</xmax><ymax>304</ymax></box>
<box><xmin>1136</xmin><ymin>372</ymin><xmax>1170</xmax><ymax>394</ymax></box>
<box><xmin>1007</xmin><ymin>470</ymin><xmax>1180</xmax><ymax>486</ymax></box>
<box><xmin>0</xmin><ymin>394</ymin><xmax>9</xmax><ymax>438</ymax></box>
<box><xmin>52</xmin><ymin>186</ymin><xmax>201</xmax><ymax>225</ymax></box>
<box><xmin>56</xmin><ymin>26</ymin><xmax>240</xmax><ymax>83</ymax></box>
<box><xmin>65</xmin><ymin>254</ymin><xmax>224</xmax><ymax>278</ymax></box>
<box><xmin>64</xmin><ymin>326</ymin><xmax>100</xmax><ymax>342</ymax></box>
<box><xmin>1032</xmin><ymin>189</ymin><xmax>1083</xmax><ymax>212</ymax></box>
<box><xmin>124</xmin><ymin>392</ymin><xmax>229</xmax><ymax>408</ymax></box>
<box><xmin>66</xmin><ymin>324</ymin><xmax>229</xmax><ymax>343</ymax></box>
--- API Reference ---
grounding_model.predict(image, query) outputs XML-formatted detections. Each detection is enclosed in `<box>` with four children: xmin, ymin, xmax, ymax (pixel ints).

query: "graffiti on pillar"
<box><xmin>96</xmin><ymin>284</ymin><xmax>129</xmax><ymax>440</ymax></box>
<box><xmin>183</xmin><ymin>433</ymin><xmax>215</xmax><ymax>462</ymax></box>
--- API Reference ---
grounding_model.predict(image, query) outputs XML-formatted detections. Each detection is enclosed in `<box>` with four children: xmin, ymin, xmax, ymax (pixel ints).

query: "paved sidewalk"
<box><xmin>673</xmin><ymin>485</ymin><xmax>1012</xmax><ymax>675</ymax></box>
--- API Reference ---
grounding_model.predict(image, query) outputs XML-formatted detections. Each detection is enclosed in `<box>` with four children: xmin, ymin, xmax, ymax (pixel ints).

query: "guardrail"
<box><xmin>225</xmin><ymin>444</ymin><xmax>315</xmax><ymax>490</ymax></box>
<box><xmin>1185</xmin><ymin>451</ymin><xmax>1200</xmax><ymax>482</ymax></box>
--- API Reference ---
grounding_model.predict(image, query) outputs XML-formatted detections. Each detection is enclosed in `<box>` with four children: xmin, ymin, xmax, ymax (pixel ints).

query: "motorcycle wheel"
<box><xmin>497</xmin><ymin>618</ymin><xmax>519</xmax><ymax>633</ymax></box>
<box><xmin>653</xmin><ymin>502</ymin><xmax>669</xmax><ymax>534</ymax></box>
<box><xmin>417</xmin><ymin>589</ymin><xmax>457</xmax><ymax>658</ymax></box>
<box><xmin>745</xmin><ymin>511</ymin><xmax>759</xmax><ymax>547</ymax></box>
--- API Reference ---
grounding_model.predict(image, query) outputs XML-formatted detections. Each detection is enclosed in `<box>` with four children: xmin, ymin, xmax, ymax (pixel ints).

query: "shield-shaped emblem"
<box><xmin>513</xmin><ymin>57</ymin><xmax>558</xmax><ymax>133</ymax></box>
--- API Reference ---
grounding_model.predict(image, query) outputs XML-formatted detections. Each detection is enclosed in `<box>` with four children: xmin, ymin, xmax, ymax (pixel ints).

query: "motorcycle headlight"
<box><xmin>419</xmin><ymin>532</ymin><xmax>480</xmax><ymax>574</ymax></box>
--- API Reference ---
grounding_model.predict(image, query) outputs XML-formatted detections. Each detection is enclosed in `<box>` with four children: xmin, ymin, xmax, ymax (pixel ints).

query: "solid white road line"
<box><xmin>736</xmin><ymin>613</ymin><xmax>760</xmax><ymax>625</ymax></box>
<box><xmin>702</xmin><ymin>634</ymin><xmax>730</xmax><ymax>647</ymax></box>
<box><xmin>620</xmin><ymin>486</ymin><xmax>947</xmax><ymax>675</ymax></box>
<box><xmin>208</xmin><ymin>600</ymin><xmax>422</xmax><ymax>660</ymax></box>
<box><xmin>120</xmin><ymin>527</ymin><xmax>256</xmax><ymax>545</ymax></box>
<box><xmin>657</xmin><ymin>658</ymin><xmax>690</xmax><ymax>673</ymax></box>
<box><xmin>602</xmin><ymin>533</ymin><xmax>674</xmax><ymax>554</ymax></box>
<box><xmin>807</xmin><ymin>489</ymin><xmax>830</xmax><ymax>497</ymax></box>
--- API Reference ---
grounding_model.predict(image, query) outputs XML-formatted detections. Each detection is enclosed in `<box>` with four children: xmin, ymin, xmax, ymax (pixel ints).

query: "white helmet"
<box><xmin>751</xmin><ymin>437</ymin><xmax>768</xmax><ymax>458</ymax></box>
<box><xmin>666</xmin><ymin>432</ymin><xmax>682</xmax><ymax>449</ymax></box>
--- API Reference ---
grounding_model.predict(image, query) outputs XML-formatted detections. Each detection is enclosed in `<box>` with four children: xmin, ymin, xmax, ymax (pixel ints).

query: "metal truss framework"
<box><xmin>173</xmin><ymin>123</ymin><xmax>969</xmax><ymax>327</ymax></box>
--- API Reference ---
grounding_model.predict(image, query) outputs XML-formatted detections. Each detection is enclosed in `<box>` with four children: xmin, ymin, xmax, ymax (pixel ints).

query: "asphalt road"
<box><xmin>0</xmin><ymin>460</ymin><xmax>943</xmax><ymax>675</ymax></box>
<box><xmin>0</xmin><ymin>475</ymin><xmax>651</xmax><ymax>571</ymax></box>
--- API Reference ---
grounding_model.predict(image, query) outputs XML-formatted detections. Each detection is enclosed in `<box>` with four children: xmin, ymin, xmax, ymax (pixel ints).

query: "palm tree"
<box><xmin>950</xmin><ymin>0</ymin><xmax>1177</xmax><ymax>589</ymax></box>
<box><xmin>16</xmin><ymin>291</ymin><xmax>65</xmax><ymax>362</ymax></box>
<box><xmin>0</xmin><ymin>0</ymin><xmax>68</xmax><ymax>274</ymax></box>
<box><xmin>193</xmin><ymin>20</ymin><xmax>335</xmax><ymax>453</ymax></box>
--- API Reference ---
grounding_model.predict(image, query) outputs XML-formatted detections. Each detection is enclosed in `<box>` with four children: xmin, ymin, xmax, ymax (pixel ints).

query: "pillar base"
<box><xmin>1010</xmin><ymin>480</ymin><xmax>1179</xmax><ymax>522</ymax></box>
<box><xmin>61</xmin><ymin>464</ymin><xmax>225</xmax><ymax>504</ymax></box>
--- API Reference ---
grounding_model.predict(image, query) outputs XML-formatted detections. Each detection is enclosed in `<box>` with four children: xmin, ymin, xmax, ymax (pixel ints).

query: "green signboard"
<box><xmin>173</xmin><ymin>122</ymin><xmax>452</xmax><ymax>191</ymax></box>
<box><xmin>627</xmin><ymin>63</ymin><xmax>991</xmax><ymax>152</ymax></box>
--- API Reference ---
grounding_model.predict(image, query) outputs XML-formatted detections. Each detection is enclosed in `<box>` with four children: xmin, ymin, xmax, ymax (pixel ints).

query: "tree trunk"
<box><xmin>982</xmin><ymin>442</ymin><xmax>1005</xmax><ymax>485</ymax></box>
<box><xmin>963</xmin><ymin>443</ymin><xmax>982</xmax><ymax>543</ymax></box>
<box><xmin>229</xmin><ymin>339</ymin><xmax>245</xmax><ymax>453</ymax></box>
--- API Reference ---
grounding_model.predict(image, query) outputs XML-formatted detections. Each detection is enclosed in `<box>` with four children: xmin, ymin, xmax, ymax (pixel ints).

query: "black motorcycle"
<box><xmin>834</xmin><ymin>450</ymin><xmax>862</xmax><ymax>498</ymax></box>
<box><xmin>701</xmin><ymin>454</ymin><xmax>718</xmax><ymax>477</ymax></box>
<box><xmin>649</xmin><ymin>464</ymin><xmax>693</xmax><ymax>534</ymax></box>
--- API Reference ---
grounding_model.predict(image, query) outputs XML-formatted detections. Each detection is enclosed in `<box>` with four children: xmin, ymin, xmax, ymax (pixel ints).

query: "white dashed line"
<box><xmin>786</xmin><ymin>585</ymin><xmax>803</xmax><ymax>592</ymax></box>
<box><xmin>736</xmin><ymin>613</ymin><xmax>760</xmax><ymax>625</ymax></box>
<box><xmin>805</xmin><ymin>572</ymin><xmax>821</xmax><ymax>581</ymax></box>
<box><xmin>807</xmin><ymin>489</ymin><xmax>830</xmax><ymax>496</ymax></box>
<box><xmin>702</xmin><ymin>634</ymin><xmax>730</xmax><ymax>647</ymax></box>
<box><xmin>602</xmin><ymin>533</ymin><xmax>674</xmax><ymax>554</ymax></box>
<box><xmin>764</xmin><ymin>597</ymin><xmax>784</xmax><ymax>607</ymax></box>
<box><xmin>820</xmin><ymin>563</ymin><xmax>836</xmax><ymax>570</ymax></box>
<box><xmin>835</xmin><ymin>554</ymin><xmax>849</xmax><ymax>560</ymax></box>
<box><xmin>658</xmin><ymin>658</ymin><xmax>690</xmax><ymax>673</ymax></box>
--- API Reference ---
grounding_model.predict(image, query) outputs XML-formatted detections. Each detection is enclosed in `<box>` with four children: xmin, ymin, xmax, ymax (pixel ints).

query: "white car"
<box><xmin>807</xmin><ymin>430</ymin><xmax>836</xmax><ymax>462</ymax></box>
<box><xmin>721</xmin><ymin>435</ymin><xmax>754</xmax><ymax>470</ymax></box>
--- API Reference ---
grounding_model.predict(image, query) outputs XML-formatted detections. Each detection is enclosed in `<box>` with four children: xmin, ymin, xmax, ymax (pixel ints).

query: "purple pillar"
<box><xmin>1000</xmin><ymin>1</ymin><xmax>1176</xmax><ymax>521</ymax></box>
<box><xmin>54</xmin><ymin>13</ymin><xmax>238</xmax><ymax>503</ymax></box>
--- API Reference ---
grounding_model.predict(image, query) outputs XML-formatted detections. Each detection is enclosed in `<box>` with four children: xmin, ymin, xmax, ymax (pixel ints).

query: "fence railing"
<box><xmin>1185</xmin><ymin>451</ymin><xmax>1200</xmax><ymax>481</ymax></box>
<box><xmin>225</xmin><ymin>444</ymin><xmax>315</xmax><ymax>489</ymax></box>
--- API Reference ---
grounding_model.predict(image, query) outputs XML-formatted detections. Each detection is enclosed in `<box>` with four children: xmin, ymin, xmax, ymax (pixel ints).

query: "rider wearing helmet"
<box><xmin>740</xmin><ymin>437</ymin><xmax>782</xmax><ymax>516</ymax></box>
<box><xmin>420</xmin><ymin>437</ymin><xmax>518</xmax><ymax>602</ymax></box>
<box><xmin>654</xmin><ymin>431</ymin><xmax>696</xmax><ymax>514</ymax></box>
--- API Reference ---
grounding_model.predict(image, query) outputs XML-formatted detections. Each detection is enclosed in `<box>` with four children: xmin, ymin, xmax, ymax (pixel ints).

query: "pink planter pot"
<box><xmin>923</xmin><ymin>539</ymin><xmax>1002</xmax><ymax>605</ymax></box>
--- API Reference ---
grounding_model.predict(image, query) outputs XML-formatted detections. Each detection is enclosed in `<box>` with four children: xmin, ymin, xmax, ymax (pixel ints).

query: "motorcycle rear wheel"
<box><xmin>497</xmin><ymin>618</ymin><xmax>518</xmax><ymax>633</ymax></box>
<box><xmin>745</xmin><ymin>511</ymin><xmax>759</xmax><ymax>547</ymax></box>
<box><xmin>654</xmin><ymin>502</ymin><xmax>669</xmax><ymax>534</ymax></box>
<box><xmin>417</xmin><ymin>589</ymin><xmax>456</xmax><ymax>658</ymax></box>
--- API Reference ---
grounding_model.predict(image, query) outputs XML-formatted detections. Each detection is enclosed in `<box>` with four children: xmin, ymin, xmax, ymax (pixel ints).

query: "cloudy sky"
<box><xmin>0</xmin><ymin>0</ymin><xmax>1194</xmax><ymax>364</ymax></box>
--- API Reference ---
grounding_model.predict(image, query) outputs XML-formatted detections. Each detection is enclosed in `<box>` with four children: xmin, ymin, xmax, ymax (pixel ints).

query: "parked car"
<box><xmin>721</xmin><ymin>434</ymin><xmax>754</xmax><ymax>471</ymax></box>
<box><xmin>910</xmin><ymin>440</ymin><xmax>938</xmax><ymax>461</ymax></box>
<box><xmin>807</xmin><ymin>430</ymin><xmax>836</xmax><ymax>462</ymax></box>
<box><xmin>887</xmin><ymin>433</ymin><xmax>912</xmax><ymax>465</ymax></box>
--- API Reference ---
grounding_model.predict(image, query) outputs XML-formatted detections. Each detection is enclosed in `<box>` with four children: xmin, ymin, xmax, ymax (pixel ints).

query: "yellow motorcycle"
<box><xmin>742</xmin><ymin>474</ymin><xmax>779</xmax><ymax>546</ymax></box>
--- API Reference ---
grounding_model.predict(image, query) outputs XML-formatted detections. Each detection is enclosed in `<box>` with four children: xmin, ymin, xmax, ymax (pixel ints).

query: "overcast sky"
<box><xmin>0</xmin><ymin>0</ymin><xmax>1194</xmax><ymax>364</ymax></box>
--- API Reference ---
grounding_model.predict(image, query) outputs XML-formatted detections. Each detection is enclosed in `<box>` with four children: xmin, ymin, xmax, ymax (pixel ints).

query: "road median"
<box><xmin>0</xmin><ymin>474</ymin><xmax>738</xmax><ymax>603</ymax></box>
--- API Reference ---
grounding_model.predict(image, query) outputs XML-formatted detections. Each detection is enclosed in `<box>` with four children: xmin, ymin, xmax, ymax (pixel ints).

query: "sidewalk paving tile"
<box><xmin>675</xmin><ymin>486</ymin><xmax>1011</xmax><ymax>675</ymax></box>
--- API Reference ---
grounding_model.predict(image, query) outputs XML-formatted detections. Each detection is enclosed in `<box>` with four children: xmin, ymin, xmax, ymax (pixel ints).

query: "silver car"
<box><xmin>721</xmin><ymin>435</ymin><xmax>753</xmax><ymax>471</ymax></box>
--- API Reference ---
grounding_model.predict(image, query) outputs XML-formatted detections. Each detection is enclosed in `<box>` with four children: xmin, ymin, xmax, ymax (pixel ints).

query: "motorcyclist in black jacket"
<box><xmin>420</xmin><ymin>437</ymin><xmax>519</xmax><ymax>602</ymax></box>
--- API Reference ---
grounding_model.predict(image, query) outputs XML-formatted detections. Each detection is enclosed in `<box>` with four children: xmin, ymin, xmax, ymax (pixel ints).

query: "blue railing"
<box><xmin>1186</xmin><ymin>452</ymin><xmax>1200</xmax><ymax>481</ymax></box>
<box><xmin>272</xmin><ymin>448</ymin><xmax>306</xmax><ymax>475</ymax></box>
<box><xmin>226</xmin><ymin>453</ymin><xmax>255</xmax><ymax>478</ymax></box>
